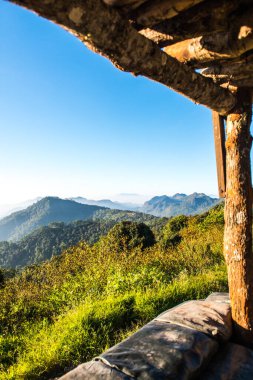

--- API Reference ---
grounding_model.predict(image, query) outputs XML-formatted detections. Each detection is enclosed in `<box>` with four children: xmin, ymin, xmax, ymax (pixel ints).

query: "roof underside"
<box><xmin>106</xmin><ymin>0</ymin><xmax>253</xmax><ymax>89</ymax></box>
<box><xmin>8</xmin><ymin>0</ymin><xmax>253</xmax><ymax>114</ymax></box>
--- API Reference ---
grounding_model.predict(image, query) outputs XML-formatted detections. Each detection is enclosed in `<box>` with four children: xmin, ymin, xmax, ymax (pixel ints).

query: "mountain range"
<box><xmin>68</xmin><ymin>197</ymin><xmax>139</xmax><ymax>211</ymax></box>
<box><xmin>141</xmin><ymin>193</ymin><xmax>221</xmax><ymax>217</ymax></box>
<box><xmin>69</xmin><ymin>193</ymin><xmax>221</xmax><ymax>217</ymax></box>
<box><xmin>0</xmin><ymin>197</ymin><xmax>105</xmax><ymax>242</ymax></box>
<box><xmin>0</xmin><ymin>197</ymin><xmax>42</xmax><ymax>219</ymax></box>
<box><xmin>0</xmin><ymin>197</ymin><xmax>159</xmax><ymax>242</ymax></box>
<box><xmin>0</xmin><ymin>193</ymin><xmax>220</xmax><ymax>243</ymax></box>
<box><xmin>0</xmin><ymin>193</ymin><xmax>221</xmax><ymax>268</ymax></box>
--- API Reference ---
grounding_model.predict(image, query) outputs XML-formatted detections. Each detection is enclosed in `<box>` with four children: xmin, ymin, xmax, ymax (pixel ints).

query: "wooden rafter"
<box><xmin>8</xmin><ymin>0</ymin><xmax>236</xmax><ymax>115</ymax></box>
<box><xmin>103</xmin><ymin>0</ymin><xmax>147</xmax><ymax>9</ymax></box>
<box><xmin>202</xmin><ymin>60</ymin><xmax>253</xmax><ymax>87</ymax></box>
<box><xmin>129</xmin><ymin>0</ymin><xmax>204</xmax><ymax>27</ymax></box>
<box><xmin>164</xmin><ymin>8</ymin><xmax>253</xmax><ymax>67</ymax></box>
<box><xmin>203</xmin><ymin>59</ymin><xmax>253</xmax><ymax>77</ymax></box>
<box><xmin>139</xmin><ymin>0</ymin><xmax>239</xmax><ymax>47</ymax></box>
<box><xmin>164</xmin><ymin>34</ymin><xmax>253</xmax><ymax>67</ymax></box>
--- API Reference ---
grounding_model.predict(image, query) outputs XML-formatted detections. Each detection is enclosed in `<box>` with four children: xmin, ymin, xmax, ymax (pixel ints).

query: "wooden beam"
<box><xmin>103</xmin><ymin>0</ymin><xmax>148</xmax><ymax>11</ymax></box>
<box><xmin>202</xmin><ymin>56</ymin><xmax>253</xmax><ymax>77</ymax></box>
<box><xmin>165</xmin><ymin>32</ymin><xmax>253</xmax><ymax>68</ymax></box>
<box><xmin>212</xmin><ymin>112</ymin><xmax>226</xmax><ymax>198</ymax></box>
<box><xmin>224</xmin><ymin>88</ymin><xmax>253</xmax><ymax>347</ymax></box>
<box><xmin>7</xmin><ymin>0</ymin><xmax>236</xmax><ymax>115</ymax></box>
<box><xmin>130</xmin><ymin>0</ymin><xmax>204</xmax><ymax>27</ymax></box>
<box><xmin>202</xmin><ymin>61</ymin><xmax>253</xmax><ymax>86</ymax></box>
<box><xmin>202</xmin><ymin>61</ymin><xmax>253</xmax><ymax>88</ymax></box>
<box><xmin>138</xmin><ymin>28</ymin><xmax>175</xmax><ymax>46</ymax></box>
<box><xmin>139</xmin><ymin>0</ymin><xmax>239</xmax><ymax>47</ymax></box>
<box><xmin>164</xmin><ymin>10</ymin><xmax>253</xmax><ymax>67</ymax></box>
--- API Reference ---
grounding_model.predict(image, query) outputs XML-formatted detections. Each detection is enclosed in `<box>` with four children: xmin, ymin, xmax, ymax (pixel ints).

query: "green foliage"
<box><xmin>0</xmin><ymin>217</ymin><xmax>165</xmax><ymax>270</ymax></box>
<box><xmin>1</xmin><ymin>268</ymin><xmax>227</xmax><ymax>380</ymax></box>
<box><xmin>0</xmin><ymin>269</ymin><xmax>4</xmax><ymax>286</ymax></box>
<box><xmin>0</xmin><ymin>221</ymin><xmax>114</xmax><ymax>269</ymax></box>
<box><xmin>162</xmin><ymin>215</ymin><xmax>188</xmax><ymax>247</ymax></box>
<box><xmin>196</xmin><ymin>203</ymin><xmax>224</xmax><ymax>230</ymax></box>
<box><xmin>0</xmin><ymin>208</ymin><xmax>227</xmax><ymax>379</ymax></box>
<box><xmin>101</xmin><ymin>221</ymin><xmax>156</xmax><ymax>253</ymax></box>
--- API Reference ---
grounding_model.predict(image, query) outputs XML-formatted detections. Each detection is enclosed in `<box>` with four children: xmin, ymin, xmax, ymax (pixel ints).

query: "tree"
<box><xmin>162</xmin><ymin>215</ymin><xmax>188</xmax><ymax>247</ymax></box>
<box><xmin>103</xmin><ymin>221</ymin><xmax>155</xmax><ymax>253</ymax></box>
<box><xmin>0</xmin><ymin>269</ymin><xmax>4</xmax><ymax>287</ymax></box>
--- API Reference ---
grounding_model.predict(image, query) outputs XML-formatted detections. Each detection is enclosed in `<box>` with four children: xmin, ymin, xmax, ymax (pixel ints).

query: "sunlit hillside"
<box><xmin>0</xmin><ymin>205</ymin><xmax>227</xmax><ymax>379</ymax></box>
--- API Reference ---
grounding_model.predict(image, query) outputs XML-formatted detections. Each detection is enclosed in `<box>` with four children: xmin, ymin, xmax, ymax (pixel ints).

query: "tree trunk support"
<box><xmin>212</xmin><ymin>111</ymin><xmax>226</xmax><ymax>198</ymax></box>
<box><xmin>224</xmin><ymin>88</ymin><xmax>253</xmax><ymax>347</ymax></box>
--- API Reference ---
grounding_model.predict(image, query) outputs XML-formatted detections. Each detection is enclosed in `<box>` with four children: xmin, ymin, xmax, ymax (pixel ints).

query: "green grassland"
<box><xmin>0</xmin><ymin>205</ymin><xmax>227</xmax><ymax>379</ymax></box>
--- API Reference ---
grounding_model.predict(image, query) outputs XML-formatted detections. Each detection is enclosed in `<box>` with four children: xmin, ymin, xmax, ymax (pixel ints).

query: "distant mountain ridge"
<box><xmin>0</xmin><ymin>197</ymin><xmax>106</xmax><ymax>242</ymax></box>
<box><xmin>0</xmin><ymin>197</ymin><xmax>42</xmax><ymax>219</ymax></box>
<box><xmin>0</xmin><ymin>193</ymin><xmax>220</xmax><ymax>242</ymax></box>
<box><xmin>68</xmin><ymin>197</ymin><xmax>139</xmax><ymax>211</ymax></box>
<box><xmin>70</xmin><ymin>193</ymin><xmax>220</xmax><ymax>217</ymax></box>
<box><xmin>0</xmin><ymin>197</ymin><xmax>160</xmax><ymax>242</ymax></box>
<box><xmin>141</xmin><ymin>193</ymin><xmax>221</xmax><ymax>217</ymax></box>
<box><xmin>0</xmin><ymin>193</ymin><xmax>220</xmax><ymax>221</ymax></box>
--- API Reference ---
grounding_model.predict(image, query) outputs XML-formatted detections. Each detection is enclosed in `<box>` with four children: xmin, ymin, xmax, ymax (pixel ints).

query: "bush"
<box><xmin>100</xmin><ymin>221</ymin><xmax>156</xmax><ymax>253</ymax></box>
<box><xmin>162</xmin><ymin>215</ymin><xmax>188</xmax><ymax>247</ymax></box>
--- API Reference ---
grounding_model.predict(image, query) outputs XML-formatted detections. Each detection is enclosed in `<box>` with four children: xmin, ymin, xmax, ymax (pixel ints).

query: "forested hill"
<box><xmin>0</xmin><ymin>220</ymin><xmax>113</xmax><ymax>268</ymax></box>
<box><xmin>0</xmin><ymin>197</ymin><xmax>160</xmax><ymax>242</ymax></box>
<box><xmin>141</xmin><ymin>193</ymin><xmax>221</xmax><ymax>217</ymax></box>
<box><xmin>0</xmin><ymin>197</ymin><xmax>105</xmax><ymax>241</ymax></box>
<box><xmin>0</xmin><ymin>215</ymin><xmax>166</xmax><ymax>269</ymax></box>
<box><xmin>0</xmin><ymin>205</ymin><xmax>226</xmax><ymax>379</ymax></box>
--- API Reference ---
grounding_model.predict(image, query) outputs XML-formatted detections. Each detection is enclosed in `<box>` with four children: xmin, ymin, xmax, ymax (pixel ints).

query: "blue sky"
<box><xmin>1</xmin><ymin>0</ymin><xmax>221</xmax><ymax>204</ymax></box>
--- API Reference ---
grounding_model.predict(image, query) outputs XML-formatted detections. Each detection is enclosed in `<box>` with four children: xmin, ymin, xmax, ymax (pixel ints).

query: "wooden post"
<box><xmin>224</xmin><ymin>88</ymin><xmax>253</xmax><ymax>347</ymax></box>
<box><xmin>212</xmin><ymin>112</ymin><xmax>226</xmax><ymax>198</ymax></box>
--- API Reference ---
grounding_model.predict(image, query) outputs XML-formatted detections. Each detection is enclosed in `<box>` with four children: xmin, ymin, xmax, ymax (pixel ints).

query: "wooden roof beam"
<box><xmin>129</xmin><ymin>0</ymin><xmax>204</xmax><ymax>27</ymax></box>
<box><xmin>8</xmin><ymin>0</ymin><xmax>236</xmax><ymax>115</ymax></box>
<box><xmin>103</xmin><ymin>0</ymin><xmax>148</xmax><ymax>12</ymax></box>
<box><xmin>202</xmin><ymin>60</ymin><xmax>253</xmax><ymax>79</ymax></box>
<box><xmin>164</xmin><ymin>9</ymin><xmax>253</xmax><ymax>67</ymax></box>
<box><xmin>208</xmin><ymin>78</ymin><xmax>253</xmax><ymax>90</ymax></box>
<box><xmin>139</xmin><ymin>0</ymin><xmax>239</xmax><ymax>47</ymax></box>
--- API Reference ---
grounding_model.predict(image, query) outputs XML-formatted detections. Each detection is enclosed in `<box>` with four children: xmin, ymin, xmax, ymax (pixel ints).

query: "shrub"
<box><xmin>162</xmin><ymin>215</ymin><xmax>188</xmax><ymax>247</ymax></box>
<box><xmin>100</xmin><ymin>221</ymin><xmax>156</xmax><ymax>253</ymax></box>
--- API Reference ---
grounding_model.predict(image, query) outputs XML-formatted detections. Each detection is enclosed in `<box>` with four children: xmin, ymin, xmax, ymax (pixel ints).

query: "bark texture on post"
<box><xmin>224</xmin><ymin>88</ymin><xmax>253</xmax><ymax>347</ymax></box>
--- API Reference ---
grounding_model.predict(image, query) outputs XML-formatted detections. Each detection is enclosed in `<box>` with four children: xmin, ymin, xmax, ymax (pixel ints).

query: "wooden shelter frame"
<box><xmin>6</xmin><ymin>0</ymin><xmax>253</xmax><ymax>346</ymax></box>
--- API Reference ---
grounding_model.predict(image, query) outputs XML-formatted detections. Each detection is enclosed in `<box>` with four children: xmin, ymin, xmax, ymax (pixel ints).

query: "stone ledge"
<box><xmin>59</xmin><ymin>292</ymin><xmax>253</xmax><ymax>380</ymax></box>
